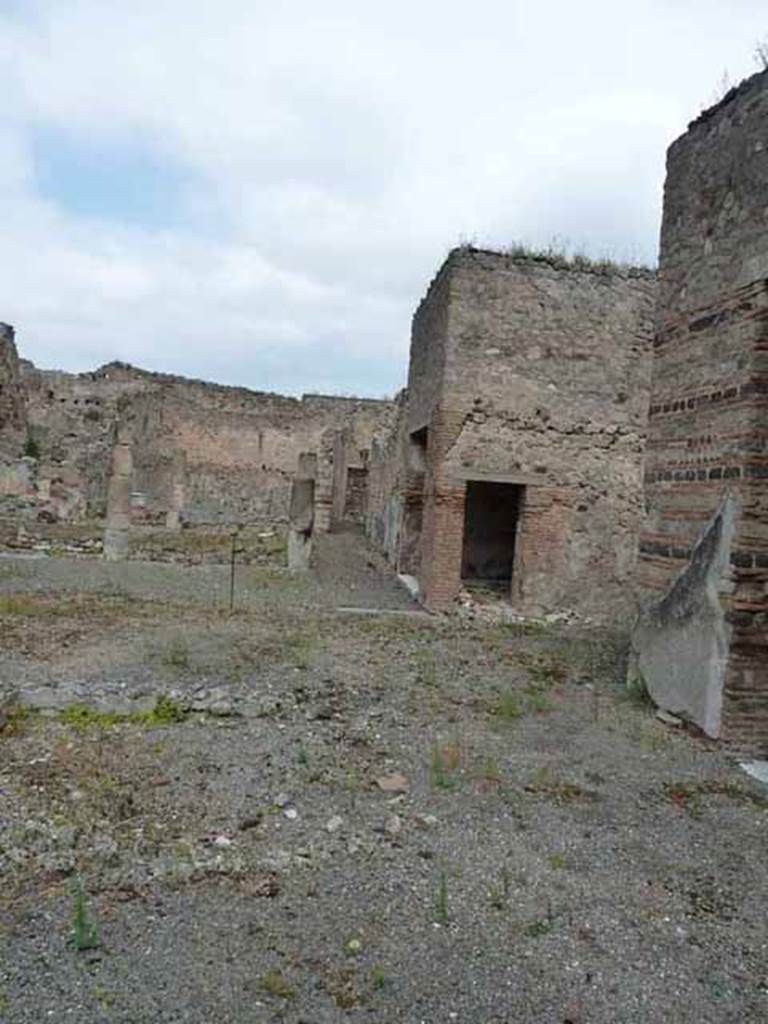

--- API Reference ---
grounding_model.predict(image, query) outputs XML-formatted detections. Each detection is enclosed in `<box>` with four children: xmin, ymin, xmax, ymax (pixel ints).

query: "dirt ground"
<box><xmin>1</xmin><ymin>531</ymin><xmax>767</xmax><ymax>1023</ymax></box>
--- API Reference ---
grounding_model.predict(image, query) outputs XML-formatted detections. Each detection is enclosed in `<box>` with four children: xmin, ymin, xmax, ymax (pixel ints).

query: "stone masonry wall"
<box><xmin>2</xmin><ymin>340</ymin><xmax>395</xmax><ymax>525</ymax></box>
<box><xmin>404</xmin><ymin>249</ymin><xmax>656</xmax><ymax>620</ymax></box>
<box><xmin>0</xmin><ymin>324</ymin><xmax>27</xmax><ymax>460</ymax></box>
<box><xmin>637</xmin><ymin>69</ymin><xmax>768</xmax><ymax>752</ymax></box>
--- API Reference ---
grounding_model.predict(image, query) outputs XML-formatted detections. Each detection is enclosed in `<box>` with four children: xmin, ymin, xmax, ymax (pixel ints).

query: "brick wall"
<box><xmin>639</xmin><ymin>69</ymin><xmax>768</xmax><ymax>753</ymax></box>
<box><xmin>397</xmin><ymin>249</ymin><xmax>655</xmax><ymax>618</ymax></box>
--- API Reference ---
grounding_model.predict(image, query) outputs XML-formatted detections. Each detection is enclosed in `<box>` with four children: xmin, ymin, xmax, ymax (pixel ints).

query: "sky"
<box><xmin>0</xmin><ymin>1</ymin><xmax>765</xmax><ymax>397</ymax></box>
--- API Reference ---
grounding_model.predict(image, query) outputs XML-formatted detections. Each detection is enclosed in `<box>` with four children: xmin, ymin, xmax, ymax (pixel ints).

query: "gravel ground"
<box><xmin>1</xmin><ymin>532</ymin><xmax>767</xmax><ymax>1023</ymax></box>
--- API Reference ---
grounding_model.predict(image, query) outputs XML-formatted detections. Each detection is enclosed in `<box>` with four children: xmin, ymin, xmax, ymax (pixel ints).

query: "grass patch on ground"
<box><xmin>430</xmin><ymin>737</ymin><xmax>462</xmax><ymax>790</ymax></box>
<box><xmin>59</xmin><ymin>696</ymin><xmax>188</xmax><ymax>732</ymax></box>
<box><xmin>0</xmin><ymin>704</ymin><xmax>38</xmax><ymax>737</ymax></box>
<box><xmin>663</xmin><ymin>779</ymin><xmax>768</xmax><ymax>817</ymax></box>
<box><xmin>525</xmin><ymin>766</ymin><xmax>592</xmax><ymax>803</ymax></box>
<box><xmin>0</xmin><ymin>594</ymin><xmax>44</xmax><ymax>616</ymax></box>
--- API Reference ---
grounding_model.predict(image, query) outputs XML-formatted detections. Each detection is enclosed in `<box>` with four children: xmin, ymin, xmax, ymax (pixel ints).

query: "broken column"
<box><xmin>287</xmin><ymin>453</ymin><xmax>317</xmax><ymax>570</ymax></box>
<box><xmin>103</xmin><ymin>441</ymin><xmax>133</xmax><ymax>561</ymax></box>
<box><xmin>633</xmin><ymin>69</ymin><xmax>768</xmax><ymax>752</ymax></box>
<box><xmin>165</xmin><ymin>452</ymin><xmax>187</xmax><ymax>531</ymax></box>
<box><xmin>287</xmin><ymin>477</ymin><xmax>315</xmax><ymax>570</ymax></box>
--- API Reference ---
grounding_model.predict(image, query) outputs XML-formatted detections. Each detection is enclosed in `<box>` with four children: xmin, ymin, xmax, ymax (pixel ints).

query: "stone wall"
<box><xmin>0</xmin><ymin>324</ymin><xmax>27</xmax><ymax>460</ymax></box>
<box><xmin>1</xmin><ymin>343</ymin><xmax>395</xmax><ymax>525</ymax></box>
<box><xmin>369</xmin><ymin>248</ymin><xmax>656</xmax><ymax>621</ymax></box>
<box><xmin>635</xmin><ymin>69</ymin><xmax>768</xmax><ymax>753</ymax></box>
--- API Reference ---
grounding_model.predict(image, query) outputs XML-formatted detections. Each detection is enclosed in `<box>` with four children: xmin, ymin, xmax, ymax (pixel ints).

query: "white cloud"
<box><xmin>0</xmin><ymin>0</ymin><xmax>766</xmax><ymax>394</ymax></box>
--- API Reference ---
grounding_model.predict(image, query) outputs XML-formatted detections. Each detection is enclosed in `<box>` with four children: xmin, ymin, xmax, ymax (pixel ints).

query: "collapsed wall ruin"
<box><xmin>632</xmin><ymin>68</ymin><xmax>768</xmax><ymax>753</ymax></box>
<box><xmin>0</xmin><ymin>348</ymin><xmax>394</xmax><ymax>529</ymax></box>
<box><xmin>367</xmin><ymin>249</ymin><xmax>656</xmax><ymax>622</ymax></box>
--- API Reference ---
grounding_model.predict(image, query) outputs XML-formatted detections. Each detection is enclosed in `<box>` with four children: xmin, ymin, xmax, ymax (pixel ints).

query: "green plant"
<box><xmin>160</xmin><ymin>636</ymin><xmax>190</xmax><ymax>669</ymax></box>
<box><xmin>664</xmin><ymin>781</ymin><xmax>704</xmax><ymax>818</ymax></box>
<box><xmin>1</xmin><ymin>704</ymin><xmax>35</xmax><ymax>737</ymax></box>
<box><xmin>488</xmin><ymin>866</ymin><xmax>511</xmax><ymax>910</ymax></box>
<box><xmin>526</xmin><ymin>766</ymin><xmax>588</xmax><ymax>803</ymax></box>
<box><xmin>371</xmin><ymin>965</ymin><xmax>387</xmax><ymax>991</ymax></box>
<box><xmin>59</xmin><ymin>696</ymin><xmax>187</xmax><ymax>732</ymax></box>
<box><xmin>627</xmin><ymin>672</ymin><xmax>655</xmax><ymax>709</ymax></box>
<box><xmin>518</xmin><ymin>652</ymin><xmax>568</xmax><ymax>689</ymax></box>
<box><xmin>147</xmin><ymin>695</ymin><xmax>187</xmax><ymax>724</ymax></box>
<box><xmin>526</xmin><ymin>689</ymin><xmax>554</xmax><ymax>714</ymax></box>
<box><xmin>0</xmin><ymin>595</ymin><xmax>39</xmax><ymax>616</ymax></box>
<box><xmin>22</xmin><ymin>434</ymin><xmax>40</xmax><ymax>460</ymax></box>
<box><xmin>71</xmin><ymin>877</ymin><xmax>98</xmax><ymax>951</ymax></box>
<box><xmin>480</xmin><ymin>756</ymin><xmax>502</xmax><ymax>784</ymax></box>
<box><xmin>525</xmin><ymin>914</ymin><xmax>557</xmax><ymax>938</ymax></box>
<box><xmin>259</xmin><ymin>969</ymin><xmax>294</xmax><ymax>1000</ymax></box>
<box><xmin>495</xmin><ymin>689</ymin><xmax>524</xmax><ymax>721</ymax></box>
<box><xmin>430</xmin><ymin>738</ymin><xmax>461</xmax><ymax>790</ymax></box>
<box><xmin>60</xmin><ymin>705</ymin><xmax>126</xmax><ymax>731</ymax></box>
<box><xmin>413</xmin><ymin>647</ymin><xmax>438</xmax><ymax>687</ymax></box>
<box><xmin>548</xmin><ymin>853</ymin><xmax>567</xmax><ymax>870</ymax></box>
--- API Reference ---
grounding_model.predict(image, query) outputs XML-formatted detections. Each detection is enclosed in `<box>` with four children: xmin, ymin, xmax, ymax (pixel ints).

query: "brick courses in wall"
<box><xmin>636</xmin><ymin>68</ymin><xmax>768</xmax><ymax>755</ymax></box>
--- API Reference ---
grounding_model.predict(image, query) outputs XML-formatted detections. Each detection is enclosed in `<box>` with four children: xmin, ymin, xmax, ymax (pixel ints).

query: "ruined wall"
<box><xmin>367</xmin><ymin>390</ymin><xmax>409</xmax><ymax>564</ymax></box>
<box><xmin>20</xmin><ymin>361</ymin><xmax>147</xmax><ymax>516</ymax></box>
<box><xmin>401</xmin><ymin>248</ymin><xmax>656</xmax><ymax>619</ymax></box>
<box><xmin>5</xmin><ymin>347</ymin><xmax>394</xmax><ymax>526</ymax></box>
<box><xmin>636</xmin><ymin>69</ymin><xmax>768</xmax><ymax>752</ymax></box>
<box><xmin>0</xmin><ymin>324</ymin><xmax>27</xmax><ymax>459</ymax></box>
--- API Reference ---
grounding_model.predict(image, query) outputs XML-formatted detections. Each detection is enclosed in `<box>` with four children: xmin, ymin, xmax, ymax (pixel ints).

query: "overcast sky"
<box><xmin>0</xmin><ymin>1</ymin><xmax>765</xmax><ymax>396</ymax></box>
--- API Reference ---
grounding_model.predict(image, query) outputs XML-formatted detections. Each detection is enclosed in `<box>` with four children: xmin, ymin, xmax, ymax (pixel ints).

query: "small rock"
<box><xmin>384</xmin><ymin>814</ymin><xmax>403</xmax><ymax>837</ymax></box>
<box><xmin>238</xmin><ymin>813</ymin><xmax>264</xmax><ymax>832</ymax></box>
<box><xmin>208</xmin><ymin>699</ymin><xmax>235</xmax><ymax>717</ymax></box>
<box><xmin>213</xmin><ymin>834</ymin><xmax>234</xmax><ymax>848</ymax></box>
<box><xmin>284</xmin><ymin>807</ymin><xmax>298</xmax><ymax>821</ymax></box>
<box><xmin>376</xmin><ymin>772</ymin><xmax>409</xmax><ymax>794</ymax></box>
<box><xmin>326</xmin><ymin>815</ymin><xmax>344</xmax><ymax>833</ymax></box>
<box><xmin>656</xmin><ymin>709</ymin><xmax>682</xmax><ymax>727</ymax></box>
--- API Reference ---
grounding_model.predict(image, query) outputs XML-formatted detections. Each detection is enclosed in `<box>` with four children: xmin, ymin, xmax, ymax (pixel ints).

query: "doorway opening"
<box><xmin>461</xmin><ymin>481</ymin><xmax>523</xmax><ymax>589</ymax></box>
<box><xmin>399</xmin><ymin>427</ymin><xmax>428</xmax><ymax>573</ymax></box>
<box><xmin>344</xmin><ymin>466</ymin><xmax>368</xmax><ymax>521</ymax></box>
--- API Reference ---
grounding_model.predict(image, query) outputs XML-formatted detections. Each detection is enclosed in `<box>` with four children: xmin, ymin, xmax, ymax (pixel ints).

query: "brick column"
<box><xmin>419</xmin><ymin>405</ymin><xmax>466</xmax><ymax>611</ymax></box>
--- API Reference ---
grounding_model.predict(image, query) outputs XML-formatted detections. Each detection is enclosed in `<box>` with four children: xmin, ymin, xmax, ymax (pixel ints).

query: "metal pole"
<box><xmin>229</xmin><ymin>531</ymin><xmax>237</xmax><ymax>612</ymax></box>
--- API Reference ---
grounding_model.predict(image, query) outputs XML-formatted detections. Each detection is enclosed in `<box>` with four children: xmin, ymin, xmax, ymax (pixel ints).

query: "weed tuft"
<box><xmin>488</xmin><ymin>866</ymin><xmax>511</xmax><ymax>910</ymax></box>
<box><xmin>430</xmin><ymin>738</ymin><xmax>461</xmax><ymax>790</ymax></box>
<box><xmin>59</xmin><ymin>696</ymin><xmax>187</xmax><ymax>731</ymax></box>
<box><xmin>160</xmin><ymin>636</ymin><xmax>190</xmax><ymax>670</ymax></box>
<box><xmin>259</xmin><ymin>969</ymin><xmax>294</xmax><ymax>1000</ymax></box>
<box><xmin>526</xmin><ymin>766</ymin><xmax>590</xmax><ymax>803</ymax></box>
<box><xmin>71</xmin><ymin>877</ymin><xmax>98</xmax><ymax>952</ymax></box>
<box><xmin>495</xmin><ymin>690</ymin><xmax>524</xmax><ymax>721</ymax></box>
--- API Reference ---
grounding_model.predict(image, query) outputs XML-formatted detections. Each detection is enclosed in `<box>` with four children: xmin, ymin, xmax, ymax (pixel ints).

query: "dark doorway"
<box><xmin>461</xmin><ymin>481</ymin><xmax>522</xmax><ymax>585</ymax></box>
<box><xmin>399</xmin><ymin>427</ymin><xmax>428</xmax><ymax>574</ymax></box>
<box><xmin>344</xmin><ymin>467</ymin><xmax>368</xmax><ymax>520</ymax></box>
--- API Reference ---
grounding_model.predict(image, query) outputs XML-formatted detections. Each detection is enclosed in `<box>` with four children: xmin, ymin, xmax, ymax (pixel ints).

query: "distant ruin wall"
<box><xmin>0</xmin><ymin>324</ymin><xmax>26</xmax><ymax>459</ymax></box>
<box><xmin>3</xmin><ymin>350</ymin><xmax>395</xmax><ymax>525</ymax></box>
<box><xmin>637</xmin><ymin>69</ymin><xmax>768</xmax><ymax>752</ymax></box>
